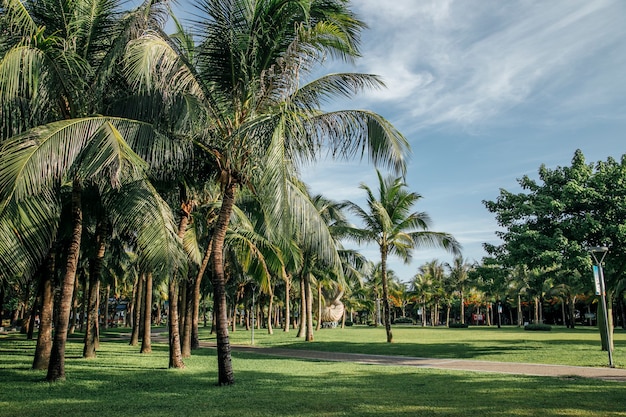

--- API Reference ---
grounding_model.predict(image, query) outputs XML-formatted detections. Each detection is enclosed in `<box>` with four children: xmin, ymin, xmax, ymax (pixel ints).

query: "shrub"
<box><xmin>524</xmin><ymin>323</ymin><xmax>552</xmax><ymax>331</ymax></box>
<box><xmin>448</xmin><ymin>323</ymin><xmax>469</xmax><ymax>328</ymax></box>
<box><xmin>393</xmin><ymin>317</ymin><xmax>414</xmax><ymax>324</ymax></box>
<box><xmin>344</xmin><ymin>321</ymin><xmax>354</xmax><ymax>327</ymax></box>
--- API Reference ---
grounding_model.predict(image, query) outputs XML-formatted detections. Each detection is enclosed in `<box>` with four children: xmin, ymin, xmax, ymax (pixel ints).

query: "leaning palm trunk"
<box><xmin>129</xmin><ymin>274</ymin><xmax>143</xmax><ymax>346</ymax></box>
<box><xmin>211</xmin><ymin>181</ymin><xmax>236</xmax><ymax>385</ymax></box>
<box><xmin>69</xmin><ymin>274</ymin><xmax>80</xmax><ymax>334</ymax></box>
<box><xmin>84</xmin><ymin>223</ymin><xmax>107</xmax><ymax>358</ymax></box>
<box><xmin>33</xmin><ymin>249</ymin><xmax>56</xmax><ymax>370</ymax></box>
<box><xmin>297</xmin><ymin>275</ymin><xmax>306</xmax><ymax>338</ymax></box>
<box><xmin>140</xmin><ymin>272</ymin><xmax>153</xmax><ymax>354</ymax></box>
<box><xmin>47</xmin><ymin>180</ymin><xmax>82</xmax><ymax>382</ymax></box>
<box><xmin>169</xmin><ymin>202</ymin><xmax>192</xmax><ymax>366</ymax></box>
<box><xmin>380</xmin><ymin>250</ymin><xmax>393</xmax><ymax>343</ymax></box>
<box><xmin>83</xmin><ymin>273</ymin><xmax>101</xmax><ymax>358</ymax></box>
<box><xmin>267</xmin><ymin>285</ymin><xmax>274</xmax><ymax>335</ymax></box>
<box><xmin>191</xmin><ymin>242</ymin><xmax>211</xmax><ymax>349</ymax></box>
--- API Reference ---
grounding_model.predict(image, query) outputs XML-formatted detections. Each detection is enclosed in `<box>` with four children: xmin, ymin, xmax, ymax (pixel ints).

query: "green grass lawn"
<box><xmin>1</xmin><ymin>325</ymin><xmax>625</xmax><ymax>417</ymax></box>
<box><xmin>218</xmin><ymin>324</ymin><xmax>626</xmax><ymax>367</ymax></box>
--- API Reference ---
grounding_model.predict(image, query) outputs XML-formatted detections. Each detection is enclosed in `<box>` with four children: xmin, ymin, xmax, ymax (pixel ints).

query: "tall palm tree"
<box><xmin>0</xmin><ymin>0</ymin><xmax>186</xmax><ymax>381</ymax></box>
<box><xmin>345</xmin><ymin>170</ymin><xmax>461</xmax><ymax>342</ymax></box>
<box><xmin>124</xmin><ymin>0</ymin><xmax>409</xmax><ymax>385</ymax></box>
<box><xmin>445</xmin><ymin>256</ymin><xmax>472</xmax><ymax>325</ymax></box>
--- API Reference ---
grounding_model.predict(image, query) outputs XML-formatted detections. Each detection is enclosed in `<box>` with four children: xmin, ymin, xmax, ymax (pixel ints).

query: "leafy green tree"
<box><xmin>484</xmin><ymin>150</ymin><xmax>626</xmax><ymax>347</ymax></box>
<box><xmin>346</xmin><ymin>170</ymin><xmax>460</xmax><ymax>342</ymax></box>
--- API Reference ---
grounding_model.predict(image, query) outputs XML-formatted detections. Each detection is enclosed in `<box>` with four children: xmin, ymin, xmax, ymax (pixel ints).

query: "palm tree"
<box><xmin>0</xmin><ymin>0</ymin><xmax>186</xmax><ymax>381</ymax></box>
<box><xmin>445</xmin><ymin>256</ymin><xmax>472</xmax><ymax>325</ymax></box>
<box><xmin>345</xmin><ymin>170</ymin><xmax>461</xmax><ymax>342</ymax></box>
<box><xmin>412</xmin><ymin>260</ymin><xmax>448</xmax><ymax>326</ymax></box>
<box><xmin>124</xmin><ymin>0</ymin><xmax>409</xmax><ymax>385</ymax></box>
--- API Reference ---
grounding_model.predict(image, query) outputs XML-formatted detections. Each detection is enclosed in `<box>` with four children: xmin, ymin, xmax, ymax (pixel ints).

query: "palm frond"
<box><xmin>0</xmin><ymin>0</ymin><xmax>38</xmax><ymax>40</ymax></box>
<box><xmin>0</xmin><ymin>190</ymin><xmax>59</xmax><ymax>278</ymax></box>
<box><xmin>102</xmin><ymin>179</ymin><xmax>185</xmax><ymax>278</ymax></box>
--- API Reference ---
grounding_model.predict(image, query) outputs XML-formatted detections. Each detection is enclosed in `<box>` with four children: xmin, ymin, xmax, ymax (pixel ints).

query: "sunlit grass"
<box><xmin>208</xmin><ymin>324</ymin><xmax>626</xmax><ymax>368</ymax></box>
<box><xmin>1</xmin><ymin>325</ymin><xmax>625</xmax><ymax>417</ymax></box>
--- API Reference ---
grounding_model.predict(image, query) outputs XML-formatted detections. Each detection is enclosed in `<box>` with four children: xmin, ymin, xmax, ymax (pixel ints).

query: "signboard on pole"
<box><xmin>592</xmin><ymin>265</ymin><xmax>602</xmax><ymax>295</ymax></box>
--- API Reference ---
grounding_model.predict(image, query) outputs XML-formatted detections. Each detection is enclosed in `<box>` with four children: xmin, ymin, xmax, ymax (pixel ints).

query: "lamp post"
<box><xmin>588</xmin><ymin>246</ymin><xmax>614</xmax><ymax>368</ymax></box>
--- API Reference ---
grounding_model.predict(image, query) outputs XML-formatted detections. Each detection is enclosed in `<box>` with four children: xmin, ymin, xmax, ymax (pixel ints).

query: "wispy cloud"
<box><xmin>345</xmin><ymin>0</ymin><xmax>626</xmax><ymax>131</ymax></box>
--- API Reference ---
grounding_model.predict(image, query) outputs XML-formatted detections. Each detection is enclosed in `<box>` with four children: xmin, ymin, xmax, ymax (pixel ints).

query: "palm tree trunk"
<box><xmin>69</xmin><ymin>273</ymin><xmax>79</xmax><ymax>334</ymax></box>
<box><xmin>297</xmin><ymin>275</ymin><xmax>306</xmax><ymax>338</ymax></box>
<box><xmin>315</xmin><ymin>284</ymin><xmax>322</xmax><ymax>331</ymax></box>
<box><xmin>47</xmin><ymin>179</ymin><xmax>82</xmax><ymax>382</ymax></box>
<box><xmin>83</xmin><ymin>272</ymin><xmax>100</xmax><ymax>358</ymax></box>
<box><xmin>211</xmin><ymin>181</ymin><xmax>236</xmax><ymax>385</ymax></box>
<box><xmin>140</xmin><ymin>272</ymin><xmax>153</xmax><ymax>354</ymax></box>
<box><xmin>168</xmin><ymin>202</ymin><xmax>192</xmax><ymax>368</ymax></box>
<box><xmin>178</xmin><ymin>279</ymin><xmax>187</xmax><ymax>343</ymax></box>
<box><xmin>517</xmin><ymin>294</ymin><xmax>523</xmax><ymax>326</ymax></box>
<box><xmin>283</xmin><ymin>276</ymin><xmax>290</xmax><ymax>332</ymax></box>
<box><xmin>181</xmin><ymin>277</ymin><xmax>194</xmax><ymax>357</ymax></box>
<box><xmin>168</xmin><ymin>274</ymin><xmax>185</xmax><ymax>368</ymax></box>
<box><xmin>304</xmin><ymin>273</ymin><xmax>314</xmax><ymax>341</ymax></box>
<box><xmin>129</xmin><ymin>274</ymin><xmax>143</xmax><ymax>346</ymax></box>
<box><xmin>460</xmin><ymin>290</ymin><xmax>465</xmax><ymax>324</ymax></box>
<box><xmin>267</xmin><ymin>285</ymin><xmax>274</xmax><ymax>335</ymax></box>
<box><xmin>79</xmin><ymin>272</ymin><xmax>88</xmax><ymax>331</ymax></box>
<box><xmin>191</xmin><ymin>241</ymin><xmax>211</xmax><ymax>349</ymax></box>
<box><xmin>169</xmin><ymin>200</ymin><xmax>192</xmax><ymax>366</ymax></box>
<box><xmin>84</xmin><ymin>222</ymin><xmax>107</xmax><ymax>358</ymax></box>
<box><xmin>33</xmin><ymin>248</ymin><xmax>56</xmax><ymax>370</ymax></box>
<box><xmin>380</xmin><ymin>249</ymin><xmax>393</xmax><ymax>343</ymax></box>
<box><xmin>104</xmin><ymin>284</ymin><xmax>111</xmax><ymax>329</ymax></box>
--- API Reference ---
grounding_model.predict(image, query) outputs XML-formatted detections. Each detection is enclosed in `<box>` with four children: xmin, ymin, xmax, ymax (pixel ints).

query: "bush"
<box><xmin>367</xmin><ymin>320</ymin><xmax>376</xmax><ymax>327</ymax></box>
<box><xmin>344</xmin><ymin>321</ymin><xmax>354</xmax><ymax>327</ymax></box>
<box><xmin>393</xmin><ymin>317</ymin><xmax>414</xmax><ymax>324</ymax></box>
<box><xmin>448</xmin><ymin>323</ymin><xmax>469</xmax><ymax>328</ymax></box>
<box><xmin>524</xmin><ymin>323</ymin><xmax>552</xmax><ymax>331</ymax></box>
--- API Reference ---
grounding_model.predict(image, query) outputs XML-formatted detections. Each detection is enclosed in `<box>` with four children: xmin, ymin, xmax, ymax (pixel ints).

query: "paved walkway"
<box><xmin>203</xmin><ymin>343</ymin><xmax>626</xmax><ymax>382</ymax></box>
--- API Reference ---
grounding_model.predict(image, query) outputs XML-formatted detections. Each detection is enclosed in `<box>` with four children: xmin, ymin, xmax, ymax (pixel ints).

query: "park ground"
<box><xmin>1</xmin><ymin>325</ymin><xmax>625</xmax><ymax>417</ymax></box>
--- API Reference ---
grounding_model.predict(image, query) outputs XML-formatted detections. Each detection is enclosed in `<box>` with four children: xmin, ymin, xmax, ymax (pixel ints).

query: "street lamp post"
<box><xmin>588</xmin><ymin>246</ymin><xmax>614</xmax><ymax>368</ymax></box>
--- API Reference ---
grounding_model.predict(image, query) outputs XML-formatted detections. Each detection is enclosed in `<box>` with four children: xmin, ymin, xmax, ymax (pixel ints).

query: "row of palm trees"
<box><xmin>1</xmin><ymin>0</ymin><xmax>465</xmax><ymax>386</ymax></box>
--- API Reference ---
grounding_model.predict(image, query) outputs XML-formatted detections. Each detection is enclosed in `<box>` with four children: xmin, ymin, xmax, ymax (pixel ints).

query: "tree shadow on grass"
<box><xmin>2</xmin><ymin>346</ymin><xmax>626</xmax><ymax>417</ymax></box>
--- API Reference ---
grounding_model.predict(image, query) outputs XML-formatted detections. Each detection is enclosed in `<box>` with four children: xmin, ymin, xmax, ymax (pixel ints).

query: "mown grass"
<box><xmin>0</xmin><ymin>325</ymin><xmax>625</xmax><ymax>417</ymax></box>
<box><xmin>214</xmin><ymin>324</ymin><xmax>626</xmax><ymax>368</ymax></box>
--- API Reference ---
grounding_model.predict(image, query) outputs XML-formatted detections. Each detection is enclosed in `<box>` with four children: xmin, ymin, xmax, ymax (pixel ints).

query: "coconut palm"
<box><xmin>0</xmin><ymin>0</ymin><xmax>186</xmax><ymax>381</ymax></box>
<box><xmin>445</xmin><ymin>256</ymin><xmax>473</xmax><ymax>325</ymax></box>
<box><xmin>345</xmin><ymin>170</ymin><xmax>461</xmax><ymax>342</ymax></box>
<box><xmin>124</xmin><ymin>0</ymin><xmax>409</xmax><ymax>384</ymax></box>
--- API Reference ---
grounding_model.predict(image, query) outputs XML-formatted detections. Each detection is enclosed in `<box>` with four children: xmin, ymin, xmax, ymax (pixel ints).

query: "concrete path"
<box><xmin>209</xmin><ymin>344</ymin><xmax>626</xmax><ymax>382</ymax></box>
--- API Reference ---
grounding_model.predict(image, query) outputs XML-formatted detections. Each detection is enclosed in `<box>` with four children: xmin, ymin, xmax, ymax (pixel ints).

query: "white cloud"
<box><xmin>345</xmin><ymin>0</ymin><xmax>626</xmax><ymax>131</ymax></box>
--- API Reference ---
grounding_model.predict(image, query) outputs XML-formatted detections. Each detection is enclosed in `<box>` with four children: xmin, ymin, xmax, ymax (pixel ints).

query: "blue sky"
<box><xmin>298</xmin><ymin>0</ymin><xmax>626</xmax><ymax>282</ymax></box>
